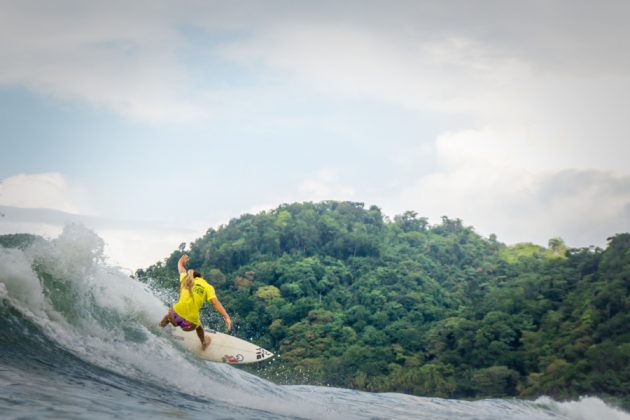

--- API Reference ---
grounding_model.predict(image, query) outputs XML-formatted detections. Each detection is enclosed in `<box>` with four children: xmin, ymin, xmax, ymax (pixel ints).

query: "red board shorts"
<box><xmin>169</xmin><ymin>308</ymin><xmax>196</xmax><ymax>330</ymax></box>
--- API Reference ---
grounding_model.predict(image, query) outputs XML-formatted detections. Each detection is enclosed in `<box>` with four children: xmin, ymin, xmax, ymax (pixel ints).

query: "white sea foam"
<box><xmin>536</xmin><ymin>396</ymin><xmax>630</xmax><ymax>420</ymax></box>
<box><xmin>0</xmin><ymin>246</ymin><xmax>47</xmax><ymax>314</ymax></box>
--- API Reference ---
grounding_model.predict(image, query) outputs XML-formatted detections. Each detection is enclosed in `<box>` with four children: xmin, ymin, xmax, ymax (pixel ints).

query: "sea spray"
<box><xmin>535</xmin><ymin>396</ymin><xmax>630</xmax><ymax>420</ymax></box>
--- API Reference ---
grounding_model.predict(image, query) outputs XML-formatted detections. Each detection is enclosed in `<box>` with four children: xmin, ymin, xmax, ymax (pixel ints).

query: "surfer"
<box><xmin>160</xmin><ymin>254</ymin><xmax>232</xmax><ymax>350</ymax></box>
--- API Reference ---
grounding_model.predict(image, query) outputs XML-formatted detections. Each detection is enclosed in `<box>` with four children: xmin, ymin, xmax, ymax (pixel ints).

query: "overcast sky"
<box><xmin>1</xmin><ymin>0</ymin><xmax>629</xmax><ymax>269</ymax></box>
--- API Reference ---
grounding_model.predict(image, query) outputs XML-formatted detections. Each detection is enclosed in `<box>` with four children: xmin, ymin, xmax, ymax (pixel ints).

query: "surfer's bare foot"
<box><xmin>201</xmin><ymin>336</ymin><xmax>211</xmax><ymax>351</ymax></box>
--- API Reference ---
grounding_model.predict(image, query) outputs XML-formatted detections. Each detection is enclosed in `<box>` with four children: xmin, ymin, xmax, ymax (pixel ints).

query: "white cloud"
<box><xmin>244</xmin><ymin>203</ymin><xmax>280</xmax><ymax>216</ymax></box>
<box><xmin>378</xmin><ymin>123</ymin><xmax>629</xmax><ymax>247</ymax></box>
<box><xmin>96</xmin><ymin>227</ymin><xmax>202</xmax><ymax>270</ymax></box>
<box><xmin>222</xmin><ymin>19</ymin><xmax>630</xmax><ymax>173</ymax></box>
<box><xmin>0</xmin><ymin>170</ymin><xmax>205</xmax><ymax>269</ymax></box>
<box><xmin>0</xmin><ymin>173</ymin><xmax>91</xmax><ymax>214</ymax></box>
<box><xmin>434</xmin><ymin>128</ymin><xmax>565</xmax><ymax>173</ymax></box>
<box><xmin>221</xmin><ymin>22</ymin><xmax>481</xmax><ymax>111</ymax></box>
<box><xmin>0</xmin><ymin>1</ymin><xmax>205</xmax><ymax>122</ymax></box>
<box><xmin>4</xmin><ymin>1</ymin><xmax>630</xmax><ymax>149</ymax></box>
<box><xmin>386</xmin><ymin>157</ymin><xmax>630</xmax><ymax>248</ymax></box>
<box><xmin>299</xmin><ymin>169</ymin><xmax>356</xmax><ymax>202</ymax></box>
<box><xmin>0</xmin><ymin>205</ymin><xmax>204</xmax><ymax>270</ymax></box>
<box><xmin>219</xmin><ymin>18</ymin><xmax>629</xmax><ymax>247</ymax></box>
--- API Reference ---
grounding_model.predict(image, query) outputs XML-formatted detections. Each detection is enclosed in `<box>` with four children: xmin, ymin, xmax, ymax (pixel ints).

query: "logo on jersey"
<box><xmin>193</xmin><ymin>285</ymin><xmax>205</xmax><ymax>296</ymax></box>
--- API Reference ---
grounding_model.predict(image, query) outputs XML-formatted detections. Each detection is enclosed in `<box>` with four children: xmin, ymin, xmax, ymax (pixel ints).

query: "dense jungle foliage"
<box><xmin>136</xmin><ymin>201</ymin><xmax>630</xmax><ymax>407</ymax></box>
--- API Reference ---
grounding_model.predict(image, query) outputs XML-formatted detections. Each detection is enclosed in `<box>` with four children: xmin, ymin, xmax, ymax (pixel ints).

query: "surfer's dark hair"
<box><xmin>193</xmin><ymin>270</ymin><xmax>202</xmax><ymax>278</ymax></box>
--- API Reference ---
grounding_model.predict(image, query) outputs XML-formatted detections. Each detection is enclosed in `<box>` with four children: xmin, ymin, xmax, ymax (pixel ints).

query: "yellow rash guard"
<box><xmin>172</xmin><ymin>272</ymin><xmax>216</xmax><ymax>325</ymax></box>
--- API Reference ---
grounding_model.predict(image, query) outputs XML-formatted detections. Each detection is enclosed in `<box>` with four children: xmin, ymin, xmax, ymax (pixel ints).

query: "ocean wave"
<box><xmin>1</xmin><ymin>224</ymin><xmax>628</xmax><ymax>419</ymax></box>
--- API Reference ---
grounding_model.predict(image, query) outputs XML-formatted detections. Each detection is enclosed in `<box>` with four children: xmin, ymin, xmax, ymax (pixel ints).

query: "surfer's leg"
<box><xmin>159</xmin><ymin>312</ymin><xmax>172</xmax><ymax>327</ymax></box>
<box><xmin>160</xmin><ymin>309</ymin><xmax>177</xmax><ymax>327</ymax></box>
<box><xmin>196</xmin><ymin>325</ymin><xmax>211</xmax><ymax>350</ymax></box>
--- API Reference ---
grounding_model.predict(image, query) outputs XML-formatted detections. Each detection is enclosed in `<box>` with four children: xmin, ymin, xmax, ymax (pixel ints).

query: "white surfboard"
<box><xmin>166</xmin><ymin>325</ymin><xmax>274</xmax><ymax>364</ymax></box>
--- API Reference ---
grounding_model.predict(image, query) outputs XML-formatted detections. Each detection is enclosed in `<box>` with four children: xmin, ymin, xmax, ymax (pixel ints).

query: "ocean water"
<box><xmin>1</xmin><ymin>225</ymin><xmax>628</xmax><ymax>420</ymax></box>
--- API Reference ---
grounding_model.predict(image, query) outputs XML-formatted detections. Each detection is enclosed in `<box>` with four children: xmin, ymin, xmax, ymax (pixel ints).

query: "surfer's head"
<box><xmin>183</xmin><ymin>270</ymin><xmax>202</xmax><ymax>292</ymax></box>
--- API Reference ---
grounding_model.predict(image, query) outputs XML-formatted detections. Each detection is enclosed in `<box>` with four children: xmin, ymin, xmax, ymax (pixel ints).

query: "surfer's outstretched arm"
<box><xmin>211</xmin><ymin>297</ymin><xmax>232</xmax><ymax>333</ymax></box>
<box><xmin>178</xmin><ymin>254</ymin><xmax>189</xmax><ymax>274</ymax></box>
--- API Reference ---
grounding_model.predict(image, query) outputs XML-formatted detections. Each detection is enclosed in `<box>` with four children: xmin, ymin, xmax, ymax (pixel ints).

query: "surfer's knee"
<box><xmin>159</xmin><ymin>313</ymin><xmax>170</xmax><ymax>328</ymax></box>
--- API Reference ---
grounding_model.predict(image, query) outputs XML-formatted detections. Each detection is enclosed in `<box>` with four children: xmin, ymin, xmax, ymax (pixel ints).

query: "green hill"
<box><xmin>137</xmin><ymin>201</ymin><xmax>630</xmax><ymax>407</ymax></box>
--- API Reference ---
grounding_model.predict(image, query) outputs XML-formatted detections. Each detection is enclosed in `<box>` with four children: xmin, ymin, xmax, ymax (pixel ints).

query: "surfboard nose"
<box><xmin>256</xmin><ymin>347</ymin><xmax>274</xmax><ymax>361</ymax></box>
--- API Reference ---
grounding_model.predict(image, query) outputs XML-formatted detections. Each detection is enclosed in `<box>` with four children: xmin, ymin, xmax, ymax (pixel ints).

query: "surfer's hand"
<box><xmin>224</xmin><ymin>315</ymin><xmax>232</xmax><ymax>333</ymax></box>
